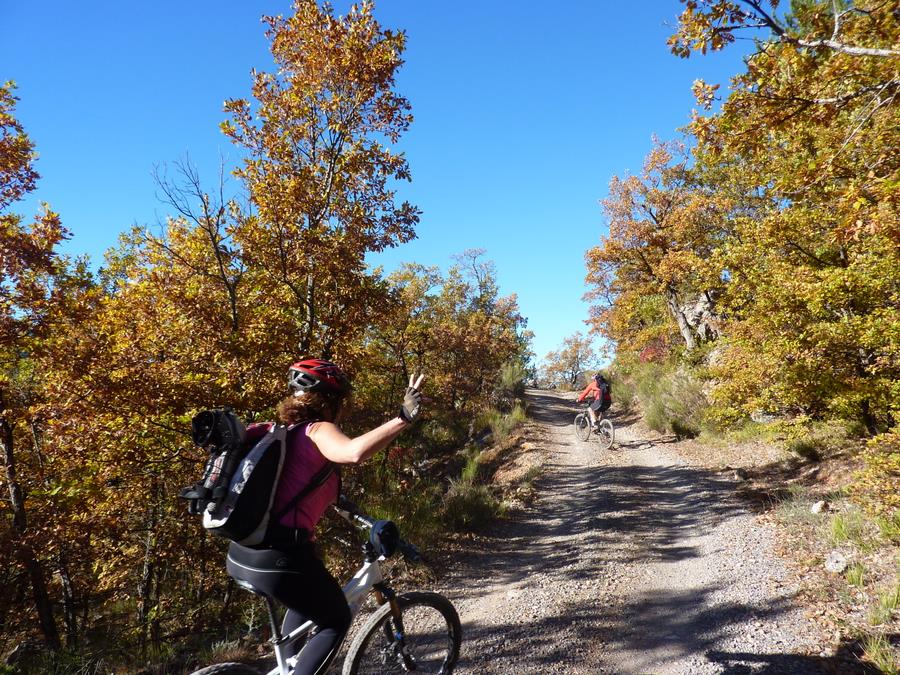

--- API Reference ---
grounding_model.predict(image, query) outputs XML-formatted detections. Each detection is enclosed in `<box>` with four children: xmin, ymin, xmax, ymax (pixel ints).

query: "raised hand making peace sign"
<box><xmin>399</xmin><ymin>373</ymin><xmax>425</xmax><ymax>423</ymax></box>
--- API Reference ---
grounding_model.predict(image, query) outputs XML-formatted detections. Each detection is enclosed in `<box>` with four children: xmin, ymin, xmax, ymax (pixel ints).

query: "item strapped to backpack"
<box><xmin>179</xmin><ymin>408</ymin><xmax>335</xmax><ymax>547</ymax></box>
<box><xmin>180</xmin><ymin>408</ymin><xmax>248</xmax><ymax>513</ymax></box>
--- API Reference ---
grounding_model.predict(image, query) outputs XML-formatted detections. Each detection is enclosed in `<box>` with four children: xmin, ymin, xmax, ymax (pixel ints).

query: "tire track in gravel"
<box><xmin>434</xmin><ymin>388</ymin><xmax>859</xmax><ymax>674</ymax></box>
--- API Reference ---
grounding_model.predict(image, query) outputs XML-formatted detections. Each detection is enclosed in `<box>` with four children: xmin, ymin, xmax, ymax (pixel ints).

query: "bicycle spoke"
<box><xmin>346</xmin><ymin>593</ymin><xmax>460</xmax><ymax>674</ymax></box>
<box><xmin>598</xmin><ymin>419</ymin><xmax>615</xmax><ymax>450</ymax></box>
<box><xmin>573</xmin><ymin>413</ymin><xmax>591</xmax><ymax>441</ymax></box>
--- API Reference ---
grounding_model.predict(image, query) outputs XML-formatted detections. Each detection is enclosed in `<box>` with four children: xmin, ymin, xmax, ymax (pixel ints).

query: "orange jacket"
<box><xmin>577</xmin><ymin>380</ymin><xmax>602</xmax><ymax>403</ymax></box>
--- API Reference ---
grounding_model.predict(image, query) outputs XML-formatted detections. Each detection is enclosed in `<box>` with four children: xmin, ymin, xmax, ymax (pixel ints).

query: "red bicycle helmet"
<box><xmin>288</xmin><ymin>358</ymin><xmax>351</xmax><ymax>395</ymax></box>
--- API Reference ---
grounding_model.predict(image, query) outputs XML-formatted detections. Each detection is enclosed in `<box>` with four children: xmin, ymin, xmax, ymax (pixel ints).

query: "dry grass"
<box><xmin>661</xmin><ymin>418</ymin><xmax>898</xmax><ymax>672</ymax></box>
<box><xmin>770</xmin><ymin>486</ymin><xmax>899</xmax><ymax>670</ymax></box>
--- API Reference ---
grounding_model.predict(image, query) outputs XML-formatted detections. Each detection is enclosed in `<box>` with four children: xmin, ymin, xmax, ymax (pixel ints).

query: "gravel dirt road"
<box><xmin>433</xmin><ymin>388</ymin><xmax>863</xmax><ymax>674</ymax></box>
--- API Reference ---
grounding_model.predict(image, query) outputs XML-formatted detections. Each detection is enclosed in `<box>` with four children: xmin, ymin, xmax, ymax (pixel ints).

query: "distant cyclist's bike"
<box><xmin>192</xmin><ymin>497</ymin><xmax>461</xmax><ymax>675</ymax></box>
<box><xmin>574</xmin><ymin>406</ymin><xmax>614</xmax><ymax>450</ymax></box>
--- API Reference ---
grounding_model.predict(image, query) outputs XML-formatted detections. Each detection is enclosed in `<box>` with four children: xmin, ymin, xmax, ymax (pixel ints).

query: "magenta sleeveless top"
<box><xmin>271</xmin><ymin>423</ymin><xmax>340</xmax><ymax>534</ymax></box>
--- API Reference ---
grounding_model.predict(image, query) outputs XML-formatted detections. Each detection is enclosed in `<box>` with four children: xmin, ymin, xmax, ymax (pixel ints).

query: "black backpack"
<box><xmin>598</xmin><ymin>380</ymin><xmax>612</xmax><ymax>412</ymax></box>
<box><xmin>179</xmin><ymin>408</ymin><xmax>334</xmax><ymax>546</ymax></box>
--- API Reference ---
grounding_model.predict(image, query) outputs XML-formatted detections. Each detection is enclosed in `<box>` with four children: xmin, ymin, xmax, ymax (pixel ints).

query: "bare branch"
<box><xmin>756</xmin><ymin>79</ymin><xmax>899</xmax><ymax>106</ymax></box>
<box><xmin>831</xmin><ymin>0</ymin><xmax>841</xmax><ymax>42</ymax></box>
<box><xmin>829</xmin><ymin>82</ymin><xmax>898</xmax><ymax>164</ymax></box>
<box><xmin>739</xmin><ymin>0</ymin><xmax>786</xmax><ymax>37</ymax></box>
<box><xmin>795</xmin><ymin>37</ymin><xmax>900</xmax><ymax>57</ymax></box>
<box><xmin>735</xmin><ymin>0</ymin><xmax>900</xmax><ymax>57</ymax></box>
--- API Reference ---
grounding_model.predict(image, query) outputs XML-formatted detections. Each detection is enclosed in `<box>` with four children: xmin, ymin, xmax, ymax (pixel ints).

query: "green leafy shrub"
<box><xmin>852</xmin><ymin>430</ymin><xmax>900</xmax><ymax>518</ymax></box>
<box><xmin>441</xmin><ymin>479</ymin><xmax>502</xmax><ymax>531</ymax></box>
<box><xmin>774</xmin><ymin>485</ymin><xmax>822</xmax><ymax>527</ymax></box>
<box><xmin>495</xmin><ymin>360</ymin><xmax>528</xmax><ymax>407</ymax></box>
<box><xmin>633</xmin><ymin>361</ymin><xmax>669</xmax><ymax>403</ymax></box>
<box><xmin>624</xmin><ymin>361</ymin><xmax>708</xmax><ymax>436</ymax></box>
<box><xmin>875</xmin><ymin>512</ymin><xmax>900</xmax><ymax>543</ymax></box>
<box><xmin>661</xmin><ymin>371</ymin><xmax>707</xmax><ymax>437</ymax></box>
<box><xmin>478</xmin><ymin>403</ymin><xmax>526</xmax><ymax>444</ymax></box>
<box><xmin>670</xmin><ymin>418</ymin><xmax>698</xmax><ymax>439</ymax></box>
<box><xmin>366</xmin><ymin>482</ymin><xmax>443</xmax><ymax>546</ymax></box>
<box><xmin>460</xmin><ymin>445</ymin><xmax>484</xmax><ymax>483</ymax></box>
<box><xmin>829</xmin><ymin>508</ymin><xmax>879</xmax><ymax>553</ymax></box>
<box><xmin>869</xmin><ymin>585</ymin><xmax>900</xmax><ymax>626</ymax></box>
<box><xmin>417</xmin><ymin>418</ymin><xmax>466</xmax><ymax>454</ymax></box>
<box><xmin>644</xmin><ymin>397</ymin><xmax>669</xmax><ymax>433</ymax></box>
<box><xmin>780</xmin><ymin>418</ymin><xmax>860</xmax><ymax>462</ymax></box>
<box><xmin>698</xmin><ymin>419</ymin><xmax>781</xmax><ymax>447</ymax></box>
<box><xmin>786</xmin><ymin>435</ymin><xmax>823</xmax><ymax>462</ymax></box>
<box><xmin>608</xmin><ymin>370</ymin><xmax>636</xmax><ymax>412</ymax></box>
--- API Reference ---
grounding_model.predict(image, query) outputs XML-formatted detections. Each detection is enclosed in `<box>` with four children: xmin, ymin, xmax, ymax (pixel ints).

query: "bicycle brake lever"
<box><xmin>398</xmin><ymin>539</ymin><xmax>422</xmax><ymax>563</ymax></box>
<box><xmin>336</xmin><ymin>494</ymin><xmax>360</xmax><ymax>513</ymax></box>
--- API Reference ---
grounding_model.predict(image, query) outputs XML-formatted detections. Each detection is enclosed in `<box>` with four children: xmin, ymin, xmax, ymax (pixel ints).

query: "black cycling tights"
<box><xmin>226</xmin><ymin>542</ymin><xmax>352</xmax><ymax>675</ymax></box>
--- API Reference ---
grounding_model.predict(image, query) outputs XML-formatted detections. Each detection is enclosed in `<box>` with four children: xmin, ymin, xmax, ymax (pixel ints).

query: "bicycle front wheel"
<box><xmin>344</xmin><ymin>591</ymin><xmax>461</xmax><ymax>674</ymax></box>
<box><xmin>597</xmin><ymin>419</ymin><xmax>615</xmax><ymax>450</ymax></box>
<box><xmin>574</xmin><ymin>413</ymin><xmax>591</xmax><ymax>441</ymax></box>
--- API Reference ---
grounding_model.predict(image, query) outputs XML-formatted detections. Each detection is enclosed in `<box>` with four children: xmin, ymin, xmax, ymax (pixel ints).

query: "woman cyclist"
<box><xmin>225</xmin><ymin>358</ymin><xmax>424</xmax><ymax>675</ymax></box>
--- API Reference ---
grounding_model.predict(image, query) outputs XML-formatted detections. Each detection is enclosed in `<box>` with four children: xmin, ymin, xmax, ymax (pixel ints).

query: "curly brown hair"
<box><xmin>276</xmin><ymin>390</ymin><xmax>346</xmax><ymax>425</ymax></box>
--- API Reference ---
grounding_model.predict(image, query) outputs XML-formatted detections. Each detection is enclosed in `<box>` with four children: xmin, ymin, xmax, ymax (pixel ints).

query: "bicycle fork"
<box><xmin>373</xmin><ymin>585</ymin><xmax>417</xmax><ymax>671</ymax></box>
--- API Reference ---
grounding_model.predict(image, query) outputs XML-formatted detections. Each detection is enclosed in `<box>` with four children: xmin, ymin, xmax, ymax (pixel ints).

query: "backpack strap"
<box><xmin>271</xmin><ymin>461</ymin><xmax>335</xmax><ymax>521</ymax></box>
<box><xmin>271</xmin><ymin>421</ymin><xmax>335</xmax><ymax>523</ymax></box>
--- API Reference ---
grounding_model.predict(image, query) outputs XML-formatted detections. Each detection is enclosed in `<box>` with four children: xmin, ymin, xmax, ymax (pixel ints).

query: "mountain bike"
<box><xmin>574</xmin><ymin>405</ymin><xmax>614</xmax><ymax>450</ymax></box>
<box><xmin>191</xmin><ymin>497</ymin><xmax>462</xmax><ymax>675</ymax></box>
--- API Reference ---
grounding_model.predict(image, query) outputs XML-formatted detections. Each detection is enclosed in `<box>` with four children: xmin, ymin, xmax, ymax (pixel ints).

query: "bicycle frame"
<box><xmin>583</xmin><ymin>403</ymin><xmax>606</xmax><ymax>419</ymax></box>
<box><xmin>575</xmin><ymin>405</ymin><xmax>602</xmax><ymax>430</ymax></box>
<box><xmin>247</xmin><ymin>504</ymin><xmax>396</xmax><ymax>675</ymax></box>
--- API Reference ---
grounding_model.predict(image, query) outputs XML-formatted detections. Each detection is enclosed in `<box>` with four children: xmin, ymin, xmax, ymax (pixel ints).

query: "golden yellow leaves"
<box><xmin>691</xmin><ymin>78</ymin><xmax>720</xmax><ymax>111</ymax></box>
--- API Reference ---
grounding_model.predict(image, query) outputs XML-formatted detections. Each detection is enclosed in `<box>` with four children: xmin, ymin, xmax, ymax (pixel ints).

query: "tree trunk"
<box><xmin>57</xmin><ymin>558</ymin><xmax>78</xmax><ymax>648</ymax></box>
<box><xmin>860</xmin><ymin>398</ymin><xmax>878</xmax><ymax>435</ymax></box>
<box><xmin>300</xmin><ymin>271</ymin><xmax>316</xmax><ymax>354</ymax></box>
<box><xmin>137</xmin><ymin>521</ymin><xmax>158</xmax><ymax>654</ymax></box>
<box><xmin>1</xmin><ymin>416</ymin><xmax>61</xmax><ymax>650</ymax></box>
<box><xmin>664</xmin><ymin>287</ymin><xmax>698</xmax><ymax>350</ymax></box>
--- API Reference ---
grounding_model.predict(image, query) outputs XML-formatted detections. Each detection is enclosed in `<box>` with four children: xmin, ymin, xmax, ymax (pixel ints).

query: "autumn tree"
<box><xmin>584</xmin><ymin>140</ymin><xmax>725</xmax><ymax>356</ymax></box>
<box><xmin>0</xmin><ymin>3</ymin><xmax>535</xmax><ymax>666</ymax></box>
<box><xmin>47</xmin><ymin>2</ymin><xmax>428</xmax><ymax>647</ymax></box>
<box><xmin>356</xmin><ymin>249</ymin><xmax>530</xmax><ymax>449</ymax></box>
<box><xmin>669</xmin><ymin>0</ymin><xmax>900</xmax><ymax>430</ymax></box>
<box><xmin>542</xmin><ymin>332</ymin><xmax>601</xmax><ymax>388</ymax></box>
<box><xmin>0</xmin><ymin>82</ymin><xmax>97</xmax><ymax>651</ymax></box>
<box><xmin>670</xmin><ymin>0</ymin><xmax>900</xmax><ymax>60</ymax></box>
<box><xmin>221</xmin><ymin>0</ymin><xmax>419</xmax><ymax>357</ymax></box>
<box><xmin>0</xmin><ymin>2</ymin><xmax>424</xmax><ymax>658</ymax></box>
<box><xmin>2</xmin><ymin>2</ymin><xmax>425</xmax><ymax>658</ymax></box>
<box><xmin>588</xmin><ymin>1</ymin><xmax>897</xmax><ymax>431</ymax></box>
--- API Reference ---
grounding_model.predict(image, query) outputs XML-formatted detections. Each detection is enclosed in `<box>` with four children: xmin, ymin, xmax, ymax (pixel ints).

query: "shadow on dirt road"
<box><xmin>442</xmin><ymin>388</ymin><xmax>866</xmax><ymax>674</ymax></box>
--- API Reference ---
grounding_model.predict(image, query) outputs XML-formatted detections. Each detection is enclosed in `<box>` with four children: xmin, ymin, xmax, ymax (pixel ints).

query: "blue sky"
<box><xmin>1</xmin><ymin>1</ymin><xmax>749</xmax><ymax>363</ymax></box>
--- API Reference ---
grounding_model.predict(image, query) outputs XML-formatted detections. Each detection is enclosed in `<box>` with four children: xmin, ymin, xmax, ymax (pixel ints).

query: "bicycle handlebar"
<box><xmin>333</xmin><ymin>495</ymin><xmax>422</xmax><ymax>563</ymax></box>
<box><xmin>398</xmin><ymin>539</ymin><xmax>422</xmax><ymax>563</ymax></box>
<box><xmin>334</xmin><ymin>496</ymin><xmax>375</xmax><ymax>528</ymax></box>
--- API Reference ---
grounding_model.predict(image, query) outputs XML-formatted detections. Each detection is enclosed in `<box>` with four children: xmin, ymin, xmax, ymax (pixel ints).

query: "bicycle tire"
<box><xmin>189</xmin><ymin>663</ymin><xmax>260</xmax><ymax>675</ymax></box>
<box><xmin>597</xmin><ymin>419</ymin><xmax>615</xmax><ymax>450</ymax></box>
<box><xmin>573</xmin><ymin>413</ymin><xmax>591</xmax><ymax>442</ymax></box>
<box><xmin>343</xmin><ymin>591</ymin><xmax>461</xmax><ymax>674</ymax></box>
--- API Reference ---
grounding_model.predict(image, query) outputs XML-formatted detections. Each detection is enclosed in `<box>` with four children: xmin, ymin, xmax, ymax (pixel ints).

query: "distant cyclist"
<box><xmin>576</xmin><ymin>372</ymin><xmax>612</xmax><ymax>431</ymax></box>
<box><xmin>225</xmin><ymin>358</ymin><xmax>424</xmax><ymax>675</ymax></box>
